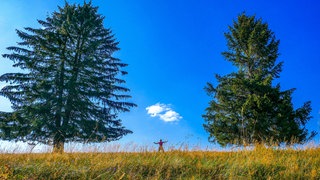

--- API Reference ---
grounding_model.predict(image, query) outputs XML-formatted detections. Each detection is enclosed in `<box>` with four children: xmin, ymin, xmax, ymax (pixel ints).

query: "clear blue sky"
<box><xmin>0</xmin><ymin>0</ymin><xmax>319</xmax><ymax>150</ymax></box>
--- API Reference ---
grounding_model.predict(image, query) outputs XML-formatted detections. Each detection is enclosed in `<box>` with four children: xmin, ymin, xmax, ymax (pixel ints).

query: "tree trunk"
<box><xmin>53</xmin><ymin>135</ymin><xmax>65</xmax><ymax>153</ymax></box>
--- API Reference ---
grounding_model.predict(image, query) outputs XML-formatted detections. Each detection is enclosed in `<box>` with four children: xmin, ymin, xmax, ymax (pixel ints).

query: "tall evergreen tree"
<box><xmin>0</xmin><ymin>2</ymin><xmax>136</xmax><ymax>152</ymax></box>
<box><xmin>203</xmin><ymin>13</ymin><xmax>316</xmax><ymax>146</ymax></box>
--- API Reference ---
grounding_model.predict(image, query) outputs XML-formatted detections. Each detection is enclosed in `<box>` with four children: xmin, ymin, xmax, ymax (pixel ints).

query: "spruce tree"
<box><xmin>0</xmin><ymin>2</ymin><xmax>136</xmax><ymax>152</ymax></box>
<box><xmin>203</xmin><ymin>13</ymin><xmax>316</xmax><ymax>146</ymax></box>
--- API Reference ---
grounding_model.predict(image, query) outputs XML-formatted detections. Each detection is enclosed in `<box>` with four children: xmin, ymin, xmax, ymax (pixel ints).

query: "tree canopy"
<box><xmin>0</xmin><ymin>2</ymin><xmax>136</xmax><ymax>152</ymax></box>
<box><xmin>203</xmin><ymin>13</ymin><xmax>316</xmax><ymax>146</ymax></box>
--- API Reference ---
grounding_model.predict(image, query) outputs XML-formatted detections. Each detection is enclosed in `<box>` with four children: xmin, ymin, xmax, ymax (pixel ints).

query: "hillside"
<box><xmin>0</xmin><ymin>145</ymin><xmax>319</xmax><ymax>179</ymax></box>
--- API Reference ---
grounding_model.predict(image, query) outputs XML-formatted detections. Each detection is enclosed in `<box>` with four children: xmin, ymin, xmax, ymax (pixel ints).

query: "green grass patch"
<box><xmin>0</xmin><ymin>147</ymin><xmax>319</xmax><ymax>179</ymax></box>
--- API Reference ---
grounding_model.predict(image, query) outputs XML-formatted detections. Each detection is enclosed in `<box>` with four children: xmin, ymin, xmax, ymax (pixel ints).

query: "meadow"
<box><xmin>0</xmin><ymin>143</ymin><xmax>319</xmax><ymax>179</ymax></box>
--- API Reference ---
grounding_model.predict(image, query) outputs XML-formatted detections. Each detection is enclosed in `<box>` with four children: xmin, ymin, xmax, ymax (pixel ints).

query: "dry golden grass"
<box><xmin>0</xmin><ymin>143</ymin><xmax>319</xmax><ymax>179</ymax></box>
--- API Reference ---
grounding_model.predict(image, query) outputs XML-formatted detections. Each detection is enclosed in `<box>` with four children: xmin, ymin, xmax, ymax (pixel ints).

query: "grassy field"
<box><xmin>0</xmin><ymin>144</ymin><xmax>319</xmax><ymax>179</ymax></box>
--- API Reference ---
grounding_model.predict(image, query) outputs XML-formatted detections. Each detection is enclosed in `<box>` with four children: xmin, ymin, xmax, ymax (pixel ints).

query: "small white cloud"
<box><xmin>146</xmin><ymin>103</ymin><xmax>166</xmax><ymax>117</ymax></box>
<box><xmin>159</xmin><ymin>110</ymin><xmax>182</xmax><ymax>122</ymax></box>
<box><xmin>146</xmin><ymin>103</ymin><xmax>182</xmax><ymax>122</ymax></box>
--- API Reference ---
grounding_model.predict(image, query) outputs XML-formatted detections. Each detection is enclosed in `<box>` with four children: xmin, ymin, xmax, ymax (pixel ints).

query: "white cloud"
<box><xmin>159</xmin><ymin>110</ymin><xmax>182</xmax><ymax>122</ymax></box>
<box><xmin>146</xmin><ymin>103</ymin><xmax>182</xmax><ymax>122</ymax></box>
<box><xmin>146</xmin><ymin>103</ymin><xmax>167</xmax><ymax>117</ymax></box>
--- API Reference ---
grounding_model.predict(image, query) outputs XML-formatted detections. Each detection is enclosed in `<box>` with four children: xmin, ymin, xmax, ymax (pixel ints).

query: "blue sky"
<box><xmin>0</xmin><ymin>0</ymin><xmax>320</xmax><ymax>150</ymax></box>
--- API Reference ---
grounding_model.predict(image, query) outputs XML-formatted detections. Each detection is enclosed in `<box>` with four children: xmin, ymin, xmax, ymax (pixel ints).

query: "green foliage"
<box><xmin>203</xmin><ymin>13</ymin><xmax>316</xmax><ymax>146</ymax></box>
<box><xmin>0</xmin><ymin>2</ymin><xmax>136</xmax><ymax>152</ymax></box>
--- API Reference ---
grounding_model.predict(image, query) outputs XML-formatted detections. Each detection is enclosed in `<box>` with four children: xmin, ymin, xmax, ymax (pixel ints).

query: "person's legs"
<box><xmin>159</xmin><ymin>146</ymin><xmax>164</xmax><ymax>152</ymax></box>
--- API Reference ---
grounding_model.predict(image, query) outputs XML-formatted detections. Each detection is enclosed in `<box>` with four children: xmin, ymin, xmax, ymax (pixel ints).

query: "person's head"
<box><xmin>160</xmin><ymin>139</ymin><xmax>162</xmax><ymax>142</ymax></box>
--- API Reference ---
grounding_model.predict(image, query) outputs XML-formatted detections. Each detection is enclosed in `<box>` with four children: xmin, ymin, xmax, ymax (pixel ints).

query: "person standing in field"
<box><xmin>154</xmin><ymin>139</ymin><xmax>167</xmax><ymax>152</ymax></box>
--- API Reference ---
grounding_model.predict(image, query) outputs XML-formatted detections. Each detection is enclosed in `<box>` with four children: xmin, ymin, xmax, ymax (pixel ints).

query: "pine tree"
<box><xmin>203</xmin><ymin>13</ymin><xmax>316</xmax><ymax>146</ymax></box>
<box><xmin>0</xmin><ymin>2</ymin><xmax>136</xmax><ymax>153</ymax></box>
